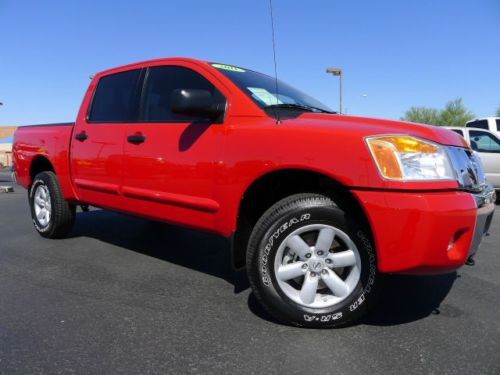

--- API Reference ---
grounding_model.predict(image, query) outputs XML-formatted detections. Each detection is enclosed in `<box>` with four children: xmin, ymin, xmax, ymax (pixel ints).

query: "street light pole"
<box><xmin>326</xmin><ymin>67</ymin><xmax>343</xmax><ymax>114</ymax></box>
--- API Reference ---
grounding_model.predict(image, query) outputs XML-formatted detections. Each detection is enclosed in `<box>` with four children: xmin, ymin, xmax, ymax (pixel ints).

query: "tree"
<box><xmin>401</xmin><ymin>98</ymin><xmax>474</xmax><ymax>127</ymax></box>
<box><xmin>439</xmin><ymin>98</ymin><xmax>475</xmax><ymax>127</ymax></box>
<box><xmin>496</xmin><ymin>107</ymin><xmax>500</xmax><ymax>117</ymax></box>
<box><xmin>401</xmin><ymin>107</ymin><xmax>441</xmax><ymax>125</ymax></box>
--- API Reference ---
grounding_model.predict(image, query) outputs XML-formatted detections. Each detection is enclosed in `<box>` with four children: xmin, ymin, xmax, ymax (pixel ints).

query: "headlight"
<box><xmin>366</xmin><ymin>135</ymin><xmax>454</xmax><ymax>181</ymax></box>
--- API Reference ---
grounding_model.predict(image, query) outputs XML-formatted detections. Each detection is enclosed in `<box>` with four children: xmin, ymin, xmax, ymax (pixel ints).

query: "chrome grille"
<box><xmin>447</xmin><ymin>147</ymin><xmax>487</xmax><ymax>192</ymax></box>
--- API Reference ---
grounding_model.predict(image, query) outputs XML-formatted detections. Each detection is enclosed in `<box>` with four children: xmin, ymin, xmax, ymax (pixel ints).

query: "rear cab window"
<box><xmin>450</xmin><ymin>129</ymin><xmax>464</xmax><ymax>136</ymax></box>
<box><xmin>88</xmin><ymin>69</ymin><xmax>142</xmax><ymax>122</ymax></box>
<box><xmin>466</xmin><ymin>120</ymin><xmax>489</xmax><ymax>130</ymax></box>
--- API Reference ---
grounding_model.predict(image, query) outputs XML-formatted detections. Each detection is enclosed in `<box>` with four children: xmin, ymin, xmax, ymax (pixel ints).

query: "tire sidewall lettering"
<box><xmin>260</xmin><ymin>213</ymin><xmax>311</xmax><ymax>286</ymax></box>
<box><xmin>347</xmin><ymin>230</ymin><xmax>376</xmax><ymax>313</ymax></box>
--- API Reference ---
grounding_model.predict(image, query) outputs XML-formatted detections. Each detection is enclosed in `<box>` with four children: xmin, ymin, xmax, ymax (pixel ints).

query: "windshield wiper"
<box><xmin>264</xmin><ymin>103</ymin><xmax>335</xmax><ymax>114</ymax></box>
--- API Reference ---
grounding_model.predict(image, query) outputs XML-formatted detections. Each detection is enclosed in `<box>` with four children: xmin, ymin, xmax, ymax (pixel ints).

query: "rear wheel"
<box><xmin>246</xmin><ymin>193</ymin><xmax>378</xmax><ymax>328</ymax></box>
<box><xmin>29</xmin><ymin>171</ymin><xmax>75</xmax><ymax>238</ymax></box>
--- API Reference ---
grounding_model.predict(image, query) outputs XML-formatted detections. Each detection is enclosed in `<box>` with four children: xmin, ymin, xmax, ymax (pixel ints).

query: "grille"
<box><xmin>447</xmin><ymin>147</ymin><xmax>487</xmax><ymax>192</ymax></box>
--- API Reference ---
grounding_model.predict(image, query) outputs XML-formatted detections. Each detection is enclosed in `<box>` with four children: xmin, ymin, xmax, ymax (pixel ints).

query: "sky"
<box><xmin>0</xmin><ymin>0</ymin><xmax>499</xmax><ymax>126</ymax></box>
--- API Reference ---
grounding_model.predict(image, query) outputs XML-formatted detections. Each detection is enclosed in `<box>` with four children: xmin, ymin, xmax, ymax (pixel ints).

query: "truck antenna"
<box><xmin>269</xmin><ymin>0</ymin><xmax>282</xmax><ymax>124</ymax></box>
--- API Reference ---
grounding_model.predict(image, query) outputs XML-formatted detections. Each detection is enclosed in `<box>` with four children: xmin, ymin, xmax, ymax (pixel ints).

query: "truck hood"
<box><xmin>288</xmin><ymin>113</ymin><xmax>467</xmax><ymax>148</ymax></box>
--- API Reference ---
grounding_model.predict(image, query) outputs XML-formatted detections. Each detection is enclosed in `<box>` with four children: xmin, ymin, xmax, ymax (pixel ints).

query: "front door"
<box><xmin>122</xmin><ymin>65</ymin><xmax>227</xmax><ymax>231</ymax></box>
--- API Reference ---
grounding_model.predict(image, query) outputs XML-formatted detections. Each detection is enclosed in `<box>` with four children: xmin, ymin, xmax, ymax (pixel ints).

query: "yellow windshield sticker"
<box><xmin>212</xmin><ymin>63</ymin><xmax>245</xmax><ymax>72</ymax></box>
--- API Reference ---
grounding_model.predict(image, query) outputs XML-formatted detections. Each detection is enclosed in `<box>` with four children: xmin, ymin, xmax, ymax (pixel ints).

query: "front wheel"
<box><xmin>246</xmin><ymin>193</ymin><xmax>378</xmax><ymax>328</ymax></box>
<box><xmin>29</xmin><ymin>171</ymin><xmax>75</xmax><ymax>238</ymax></box>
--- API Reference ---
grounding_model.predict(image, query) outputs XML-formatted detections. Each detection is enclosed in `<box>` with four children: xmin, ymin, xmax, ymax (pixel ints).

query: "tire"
<box><xmin>29</xmin><ymin>171</ymin><xmax>75</xmax><ymax>238</ymax></box>
<box><xmin>246</xmin><ymin>193</ymin><xmax>378</xmax><ymax>328</ymax></box>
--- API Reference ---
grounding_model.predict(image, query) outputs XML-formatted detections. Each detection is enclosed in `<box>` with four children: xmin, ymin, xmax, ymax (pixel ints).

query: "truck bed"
<box><xmin>13</xmin><ymin>123</ymin><xmax>75</xmax><ymax>198</ymax></box>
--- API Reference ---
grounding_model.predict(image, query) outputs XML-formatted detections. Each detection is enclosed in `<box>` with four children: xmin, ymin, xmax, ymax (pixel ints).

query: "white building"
<box><xmin>0</xmin><ymin>127</ymin><xmax>16</xmax><ymax>168</ymax></box>
<box><xmin>0</xmin><ymin>142</ymin><xmax>13</xmax><ymax>167</ymax></box>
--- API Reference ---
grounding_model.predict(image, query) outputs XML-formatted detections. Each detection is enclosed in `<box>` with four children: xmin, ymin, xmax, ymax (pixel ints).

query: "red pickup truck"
<box><xmin>13</xmin><ymin>58</ymin><xmax>496</xmax><ymax>327</ymax></box>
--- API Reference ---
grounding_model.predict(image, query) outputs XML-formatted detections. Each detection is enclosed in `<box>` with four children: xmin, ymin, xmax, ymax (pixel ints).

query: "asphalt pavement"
<box><xmin>0</xmin><ymin>171</ymin><xmax>499</xmax><ymax>374</ymax></box>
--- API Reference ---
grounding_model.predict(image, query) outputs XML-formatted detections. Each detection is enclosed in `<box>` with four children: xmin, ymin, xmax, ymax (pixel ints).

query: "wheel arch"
<box><xmin>231</xmin><ymin>168</ymin><xmax>373</xmax><ymax>270</ymax></box>
<box><xmin>30</xmin><ymin>155</ymin><xmax>55</xmax><ymax>185</ymax></box>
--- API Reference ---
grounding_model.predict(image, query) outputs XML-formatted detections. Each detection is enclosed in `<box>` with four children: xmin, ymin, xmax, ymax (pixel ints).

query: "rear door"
<box><xmin>71</xmin><ymin>69</ymin><xmax>143</xmax><ymax>209</ymax></box>
<box><xmin>468</xmin><ymin>129</ymin><xmax>500</xmax><ymax>188</ymax></box>
<box><xmin>122</xmin><ymin>64</ymin><xmax>227</xmax><ymax>231</ymax></box>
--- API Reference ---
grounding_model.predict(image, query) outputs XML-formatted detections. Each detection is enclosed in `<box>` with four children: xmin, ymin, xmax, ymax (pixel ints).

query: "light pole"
<box><xmin>326</xmin><ymin>67</ymin><xmax>343</xmax><ymax>114</ymax></box>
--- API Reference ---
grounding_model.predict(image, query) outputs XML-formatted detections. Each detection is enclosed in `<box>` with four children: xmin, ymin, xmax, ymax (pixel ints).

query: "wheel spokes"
<box><xmin>321</xmin><ymin>269</ymin><xmax>349</xmax><ymax>297</ymax></box>
<box><xmin>274</xmin><ymin>223</ymin><xmax>362</xmax><ymax>309</ymax></box>
<box><xmin>299</xmin><ymin>272</ymin><xmax>318</xmax><ymax>304</ymax></box>
<box><xmin>327</xmin><ymin>250</ymin><xmax>356</xmax><ymax>268</ymax></box>
<box><xmin>315</xmin><ymin>227</ymin><xmax>335</xmax><ymax>252</ymax></box>
<box><xmin>277</xmin><ymin>262</ymin><xmax>306</xmax><ymax>281</ymax></box>
<box><xmin>286</xmin><ymin>235</ymin><xmax>311</xmax><ymax>259</ymax></box>
<box><xmin>35</xmin><ymin>197</ymin><xmax>44</xmax><ymax>207</ymax></box>
<box><xmin>40</xmin><ymin>187</ymin><xmax>47</xmax><ymax>200</ymax></box>
<box><xmin>37</xmin><ymin>209</ymin><xmax>46</xmax><ymax>220</ymax></box>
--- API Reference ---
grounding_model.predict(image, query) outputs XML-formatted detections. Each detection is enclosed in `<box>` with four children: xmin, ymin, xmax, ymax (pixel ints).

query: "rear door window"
<box><xmin>469</xmin><ymin>130</ymin><xmax>500</xmax><ymax>153</ymax></box>
<box><xmin>89</xmin><ymin>69</ymin><xmax>142</xmax><ymax>122</ymax></box>
<box><xmin>496</xmin><ymin>119</ymin><xmax>500</xmax><ymax>131</ymax></box>
<box><xmin>466</xmin><ymin>120</ymin><xmax>489</xmax><ymax>130</ymax></box>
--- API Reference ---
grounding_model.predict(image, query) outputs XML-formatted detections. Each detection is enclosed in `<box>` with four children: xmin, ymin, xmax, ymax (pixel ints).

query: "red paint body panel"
<box><xmin>12</xmin><ymin>57</ymin><xmax>483</xmax><ymax>275</ymax></box>
<box><xmin>13</xmin><ymin>124</ymin><xmax>78</xmax><ymax>200</ymax></box>
<box><xmin>352</xmin><ymin>190</ymin><xmax>477</xmax><ymax>273</ymax></box>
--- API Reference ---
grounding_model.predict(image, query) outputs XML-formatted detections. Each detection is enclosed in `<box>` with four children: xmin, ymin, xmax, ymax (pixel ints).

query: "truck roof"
<box><xmin>95</xmin><ymin>57</ymin><xmax>211</xmax><ymax>77</ymax></box>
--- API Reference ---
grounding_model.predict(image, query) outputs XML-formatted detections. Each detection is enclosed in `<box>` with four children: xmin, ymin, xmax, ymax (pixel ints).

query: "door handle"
<box><xmin>75</xmin><ymin>131</ymin><xmax>88</xmax><ymax>142</ymax></box>
<box><xmin>127</xmin><ymin>134</ymin><xmax>146</xmax><ymax>144</ymax></box>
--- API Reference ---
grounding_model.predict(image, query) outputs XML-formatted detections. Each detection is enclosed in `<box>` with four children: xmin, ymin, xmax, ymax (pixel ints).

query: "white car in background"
<box><xmin>465</xmin><ymin>117</ymin><xmax>500</xmax><ymax>137</ymax></box>
<box><xmin>446</xmin><ymin>127</ymin><xmax>500</xmax><ymax>192</ymax></box>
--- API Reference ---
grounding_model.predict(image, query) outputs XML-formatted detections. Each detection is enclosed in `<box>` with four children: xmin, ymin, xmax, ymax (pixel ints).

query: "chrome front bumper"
<box><xmin>469</xmin><ymin>184</ymin><xmax>496</xmax><ymax>257</ymax></box>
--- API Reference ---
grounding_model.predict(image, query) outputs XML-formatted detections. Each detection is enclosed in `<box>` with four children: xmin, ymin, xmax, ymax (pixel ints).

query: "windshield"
<box><xmin>211</xmin><ymin>63</ymin><xmax>333</xmax><ymax>114</ymax></box>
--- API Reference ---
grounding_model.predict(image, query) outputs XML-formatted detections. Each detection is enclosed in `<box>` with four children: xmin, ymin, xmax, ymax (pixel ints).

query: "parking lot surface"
<box><xmin>0</xmin><ymin>171</ymin><xmax>499</xmax><ymax>374</ymax></box>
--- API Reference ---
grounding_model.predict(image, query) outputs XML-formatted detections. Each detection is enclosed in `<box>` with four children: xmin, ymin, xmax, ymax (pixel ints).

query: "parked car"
<box><xmin>445</xmin><ymin>127</ymin><xmax>500</xmax><ymax>191</ymax></box>
<box><xmin>13</xmin><ymin>58</ymin><xmax>496</xmax><ymax>328</ymax></box>
<box><xmin>465</xmin><ymin>117</ymin><xmax>500</xmax><ymax>137</ymax></box>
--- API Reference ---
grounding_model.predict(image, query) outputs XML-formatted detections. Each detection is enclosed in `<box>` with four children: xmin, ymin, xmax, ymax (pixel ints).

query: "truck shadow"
<box><xmin>69</xmin><ymin>209</ymin><xmax>250</xmax><ymax>293</ymax></box>
<box><xmin>70</xmin><ymin>208</ymin><xmax>458</xmax><ymax>326</ymax></box>
<box><xmin>361</xmin><ymin>272</ymin><xmax>458</xmax><ymax>326</ymax></box>
<box><xmin>248</xmin><ymin>273</ymin><xmax>458</xmax><ymax>327</ymax></box>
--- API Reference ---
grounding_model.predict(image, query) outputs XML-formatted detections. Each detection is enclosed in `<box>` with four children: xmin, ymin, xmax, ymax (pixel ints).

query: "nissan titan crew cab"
<box><xmin>13</xmin><ymin>58</ymin><xmax>496</xmax><ymax>328</ymax></box>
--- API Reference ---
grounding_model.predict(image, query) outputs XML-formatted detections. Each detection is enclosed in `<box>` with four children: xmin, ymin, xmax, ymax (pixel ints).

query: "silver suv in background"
<box><xmin>446</xmin><ymin>127</ymin><xmax>500</xmax><ymax>193</ymax></box>
<box><xmin>465</xmin><ymin>117</ymin><xmax>500</xmax><ymax>137</ymax></box>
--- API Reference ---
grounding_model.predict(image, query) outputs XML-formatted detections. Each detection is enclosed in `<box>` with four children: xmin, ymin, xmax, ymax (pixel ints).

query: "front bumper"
<box><xmin>468</xmin><ymin>185</ymin><xmax>496</xmax><ymax>257</ymax></box>
<box><xmin>353</xmin><ymin>185</ymin><xmax>495</xmax><ymax>275</ymax></box>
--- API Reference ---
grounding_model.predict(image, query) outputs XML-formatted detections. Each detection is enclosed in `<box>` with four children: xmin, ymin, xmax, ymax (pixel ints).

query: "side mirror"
<box><xmin>171</xmin><ymin>89</ymin><xmax>225</xmax><ymax>121</ymax></box>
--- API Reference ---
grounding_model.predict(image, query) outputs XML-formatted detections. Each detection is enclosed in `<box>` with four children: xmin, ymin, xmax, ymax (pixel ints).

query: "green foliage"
<box><xmin>401</xmin><ymin>107</ymin><xmax>441</xmax><ymax>126</ymax></box>
<box><xmin>401</xmin><ymin>98</ymin><xmax>475</xmax><ymax>127</ymax></box>
<box><xmin>439</xmin><ymin>98</ymin><xmax>475</xmax><ymax>127</ymax></box>
<box><xmin>496</xmin><ymin>107</ymin><xmax>500</xmax><ymax>117</ymax></box>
